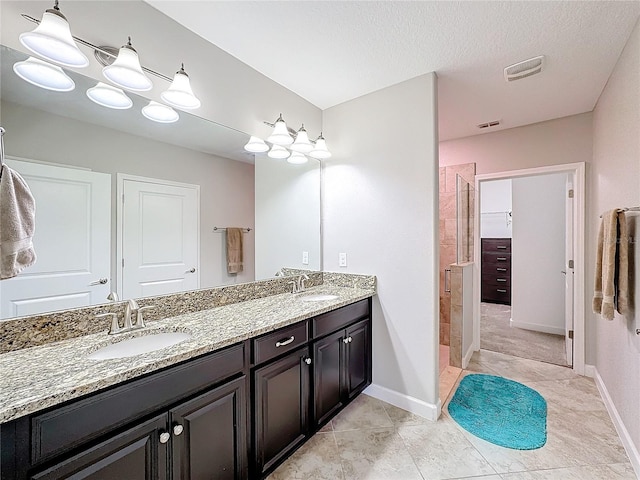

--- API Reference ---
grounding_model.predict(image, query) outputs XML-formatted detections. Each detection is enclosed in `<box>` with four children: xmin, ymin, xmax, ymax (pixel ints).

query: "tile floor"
<box><xmin>268</xmin><ymin>349</ymin><xmax>636</xmax><ymax>480</ymax></box>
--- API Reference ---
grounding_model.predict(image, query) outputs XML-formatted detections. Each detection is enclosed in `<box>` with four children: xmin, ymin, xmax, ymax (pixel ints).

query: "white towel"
<box><xmin>0</xmin><ymin>164</ymin><xmax>37</xmax><ymax>279</ymax></box>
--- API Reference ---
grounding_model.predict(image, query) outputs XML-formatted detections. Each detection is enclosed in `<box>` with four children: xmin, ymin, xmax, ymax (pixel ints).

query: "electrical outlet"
<box><xmin>339</xmin><ymin>252</ymin><xmax>347</xmax><ymax>267</ymax></box>
<box><xmin>302</xmin><ymin>251</ymin><xmax>309</xmax><ymax>265</ymax></box>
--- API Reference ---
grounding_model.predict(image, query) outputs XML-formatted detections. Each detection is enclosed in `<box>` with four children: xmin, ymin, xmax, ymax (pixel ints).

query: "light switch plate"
<box><xmin>339</xmin><ymin>252</ymin><xmax>347</xmax><ymax>267</ymax></box>
<box><xmin>302</xmin><ymin>251</ymin><xmax>309</xmax><ymax>265</ymax></box>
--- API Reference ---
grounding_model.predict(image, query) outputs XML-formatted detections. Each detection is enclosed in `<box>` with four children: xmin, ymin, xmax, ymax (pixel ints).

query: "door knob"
<box><xmin>186</xmin><ymin>268</ymin><xmax>196</xmax><ymax>274</ymax></box>
<box><xmin>89</xmin><ymin>278</ymin><xmax>108</xmax><ymax>286</ymax></box>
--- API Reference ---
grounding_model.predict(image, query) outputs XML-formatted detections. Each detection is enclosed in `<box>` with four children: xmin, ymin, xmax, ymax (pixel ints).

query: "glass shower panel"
<box><xmin>456</xmin><ymin>174</ymin><xmax>475</xmax><ymax>263</ymax></box>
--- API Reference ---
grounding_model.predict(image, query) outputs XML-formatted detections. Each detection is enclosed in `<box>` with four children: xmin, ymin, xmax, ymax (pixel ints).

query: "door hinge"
<box><xmin>122</xmin><ymin>258</ymin><xmax>125</xmax><ymax>268</ymax></box>
<box><xmin>568</xmin><ymin>259</ymin><xmax>574</xmax><ymax>269</ymax></box>
<box><xmin>122</xmin><ymin>193</ymin><xmax>125</xmax><ymax>204</ymax></box>
<box><xmin>568</xmin><ymin>189</ymin><xmax>574</xmax><ymax>198</ymax></box>
<box><xmin>568</xmin><ymin>330</ymin><xmax>574</xmax><ymax>339</ymax></box>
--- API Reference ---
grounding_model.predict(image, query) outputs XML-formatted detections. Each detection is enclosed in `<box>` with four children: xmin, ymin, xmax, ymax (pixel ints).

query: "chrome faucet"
<box><xmin>124</xmin><ymin>299</ymin><xmax>138</xmax><ymax>331</ymax></box>
<box><xmin>289</xmin><ymin>274</ymin><xmax>310</xmax><ymax>294</ymax></box>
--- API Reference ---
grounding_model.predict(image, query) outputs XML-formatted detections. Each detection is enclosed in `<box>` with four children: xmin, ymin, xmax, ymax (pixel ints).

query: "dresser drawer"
<box><xmin>483</xmin><ymin>263</ymin><xmax>511</xmax><ymax>276</ymax></box>
<box><xmin>482</xmin><ymin>252</ymin><xmax>511</xmax><ymax>266</ymax></box>
<box><xmin>312</xmin><ymin>299</ymin><xmax>370</xmax><ymax>339</ymax></box>
<box><xmin>252</xmin><ymin>320</ymin><xmax>309</xmax><ymax>365</ymax></box>
<box><xmin>482</xmin><ymin>238</ymin><xmax>511</xmax><ymax>253</ymax></box>
<box><xmin>481</xmin><ymin>285</ymin><xmax>511</xmax><ymax>305</ymax></box>
<box><xmin>482</xmin><ymin>273</ymin><xmax>511</xmax><ymax>287</ymax></box>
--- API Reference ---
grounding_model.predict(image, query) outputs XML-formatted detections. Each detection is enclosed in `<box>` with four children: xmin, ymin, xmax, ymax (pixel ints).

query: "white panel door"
<box><xmin>0</xmin><ymin>159</ymin><xmax>111</xmax><ymax>318</ymax></box>
<box><xmin>120</xmin><ymin>176</ymin><xmax>199</xmax><ymax>299</ymax></box>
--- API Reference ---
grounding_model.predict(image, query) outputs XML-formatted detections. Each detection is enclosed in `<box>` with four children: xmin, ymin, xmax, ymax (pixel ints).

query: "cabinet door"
<box><xmin>31</xmin><ymin>415</ymin><xmax>168</xmax><ymax>480</ymax></box>
<box><xmin>345</xmin><ymin>319</ymin><xmax>371</xmax><ymax>399</ymax></box>
<box><xmin>253</xmin><ymin>347</ymin><xmax>310</xmax><ymax>476</ymax></box>
<box><xmin>312</xmin><ymin>330</ymin><xmax>345</xmax><ymax>426</ymax></box>
<box><xmin>170</xmin><ymin>376</ymin><xmax>247</xmax><ymax>480</ymax></box>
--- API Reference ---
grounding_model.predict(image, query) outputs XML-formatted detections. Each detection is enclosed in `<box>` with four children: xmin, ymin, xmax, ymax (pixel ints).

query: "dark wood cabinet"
<box><xmin>481</xmin><ymin>238</ymin><xmax>512</xmax><ymax>305</ymax></box>
<box><xmin>344</xmin><ymin>319</ymin><xmax>371</xmax><ymax>399</ymax></box>
<box><xmin>253</xmin><ymin>347</ymin><xmax>311</xmax><ymax>477</ymax></box>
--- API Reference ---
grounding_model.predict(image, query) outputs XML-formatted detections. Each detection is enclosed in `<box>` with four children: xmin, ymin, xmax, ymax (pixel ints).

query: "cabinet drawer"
<box><xmin>482</xmin><ymin>252</ymin><xmax>511</xmax><ymax>265</ymax></box>
<box><xmin>30</xmin><ymin>342</ymin><xmax>245</xmax><ymax>465</ymax></box>
<box><xmin>312</xmin><ymin>299</ymin><xmax>370</xmax><ymax>339</ymax></box>
<box><xmin>482</xmin><ymin>238</ymin><xmax>511</xmax><ymax>253</ymax></box>
<box><xmin>481</xmin><ymin>285</ymin><xmax>511</xmax><ymax>304</ymax></box>
<box><xmin>482</xmin><ymin>263</ymin><xmax>511</xmax><ymax>276</ymax></box>
<box><xmin>481</xmin><ymin>273</ymin><xmax>511</xmax><ymax>287</ymax></box>
<box><xmin>252</xmin><ymin>321</ymin><xmax>309</xmax><ymax>365</ymax></box>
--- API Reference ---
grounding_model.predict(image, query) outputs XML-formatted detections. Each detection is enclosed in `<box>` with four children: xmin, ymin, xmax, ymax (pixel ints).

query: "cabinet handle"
<box><xmin>497</xmin><ymin>289</ymin><xmax>507</xmax><ymax>293</ymax></box>
<box><xmin>89</xmin><ymin>278</ymin><xmax>108</xmax><ymax>286</ymax></box>
<box><xmin>159</xmin><ymin>431</ymin><xmax>170</xmax><ymax>444</ymax></box>
<box><xmin>497</xmin><ymin>278</ymin><xmax>507</xmax><ymax>282</ymax></box>
<box><xmin>275</xmin><ymin>336</ymin><xmax>295</xmax><ymax>347</ymax></box>
<box><xmin>173</xmin><ymin>424</ymin><xmax>184</xmax><ymax>436</ymax></box>
<box><xmin>497</xmin><ymin>257</ymin><xmax>507</xmax><ymax>261</ymax></box>
<box><xmin>496</xmin><ymin>267</ymin><xmax>507</xmax><ymax>272</ymax></box>
<box><xmin>444</xmin><ymin>268</ymin><xmax>451</xmax><ymax>293</ymax></box>
<box><xmin>304</xmin><ymin>357</ymin><xmax>312</xmax><ymax>365</ymax></box>
<box><xmin>497</xmin><ymin>245</ymin><xmax>507</xmax><ymax>249</ymax></box>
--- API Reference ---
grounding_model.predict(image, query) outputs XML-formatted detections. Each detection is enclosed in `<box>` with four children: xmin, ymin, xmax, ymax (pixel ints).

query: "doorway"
<box><xmin>473</xmin><ymin>163</ymin><xmax>586</xmax><ymax>374</ymax></box>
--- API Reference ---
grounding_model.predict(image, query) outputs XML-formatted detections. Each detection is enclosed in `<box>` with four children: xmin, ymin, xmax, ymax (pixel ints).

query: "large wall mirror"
<box><xmin>0</xmin><ymin>45</ymin><xmax>321</xmax><ymax>321</ymax></box>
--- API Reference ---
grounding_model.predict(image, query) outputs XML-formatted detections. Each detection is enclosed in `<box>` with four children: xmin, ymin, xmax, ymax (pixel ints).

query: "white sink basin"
<box><xmin>298</xmin><ymin>294</ymin><xmax>339</xmax><ymax>302</ymax></box>
<box><xmin>88</xmin><ymin>332</ymin><xmax>192</xmax><ymax>360</ymax></box>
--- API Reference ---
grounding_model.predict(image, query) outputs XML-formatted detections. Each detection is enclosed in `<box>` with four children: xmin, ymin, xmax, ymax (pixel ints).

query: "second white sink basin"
<box><xmin>88</xmin><ymin>332</ymin><xmax>192</xmax><ymax>360</ymax></box>
<box><xmin>298</xmin><ymin>294</ymin><xmax>339</xmax><ymax>302</ymax></box>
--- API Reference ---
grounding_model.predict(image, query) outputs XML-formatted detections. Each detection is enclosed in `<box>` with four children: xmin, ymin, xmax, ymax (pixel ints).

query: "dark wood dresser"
<box><xmin>481</xmin><ymin>238</ymin><xmax>511</xmax><ymax>305</ymax></box>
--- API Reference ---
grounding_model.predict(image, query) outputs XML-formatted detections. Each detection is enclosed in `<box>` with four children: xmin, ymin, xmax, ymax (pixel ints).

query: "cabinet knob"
<box><xmin>159</xmin><ymin>431</ymin><xmax>170</xmax><ymax>444</ymax></box>
<box><xmin>348</xmin><ymin>336</ymin><xmax>353</xmax><ymax>343</ymax></box>
<box><xmin>304</xmin><ymin>357</ymin><xmax>312</xmax><ymax>365</ymax></box>
<box><xmin>173</xmin><ymin>424</ymin><xmax>184</xmax><ymax>436</ymax></box>
<box><xmin>343</xmin><ymin>337</ymin><xmax>350</xmax><ymax>344</ymax></box>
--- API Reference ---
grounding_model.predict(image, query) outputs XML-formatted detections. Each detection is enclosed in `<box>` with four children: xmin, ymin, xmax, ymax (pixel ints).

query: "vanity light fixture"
<box><xmin>142</xmin><ymin>101</ymin><xmax>179</xmax><ymax>123</ymax></box>
<box><xmin>244</xmin><ymin>136</ymin><xmax>269</xmax><ymax>153</ymax></box>
<box><xmin>287</xmin><ymin>152</ymin><xmax>308</xmax><ymax>164</ymax></box>
<box><xmin>160</xmin><ymin>64</ymin><xmax>201</xmax><ymax>110</ymax></box>
<box><xmin>102</xmin><ymin>37</ymin><xmax>153</xmax><ymax>92</ymax></box>
<box><xmin>13</xmin><ymin>56</ymin><xmax>75</xmax><ymax>92</ymax></box>
<box><xmin>267</xmin><ymin>114</ymin><xmax>294</xmax><ymax>146</ymax></box>
<box><xmin>290</xmin><ymin>125</ymin><xmax>313</xmax><ymax>153</ymax></box>
<box><xmin>309</xmin><ymin>133</ymin><xmax>332</xmax><ymax>159</ymax></box>
<box><xmin>86</xmin><ymin>82</ymin><xmax>133</xmax><ymax>109</ymax></box>
<box><xmin>268</xmin><ymin>144</ymin><xmax>291</xmax><ymax>159</ymax></box>
<box><xmin>19</xmin><ymin>0</ymin><xmax>89</xmax><ymax>68</ymax></box>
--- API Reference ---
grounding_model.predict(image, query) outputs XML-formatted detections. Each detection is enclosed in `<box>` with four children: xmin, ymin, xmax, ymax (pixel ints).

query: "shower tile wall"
<box><xmin>439</xmin><ymin>163</ymin><xmax>475</xmax><ymax>346</ymax></box>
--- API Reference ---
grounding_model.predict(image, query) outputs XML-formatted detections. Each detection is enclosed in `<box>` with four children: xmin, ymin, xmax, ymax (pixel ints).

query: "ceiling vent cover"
<box><xmin>504</xmin><ymin>55</ymin><xmax>545</xmax><ymax>82</ymax></box>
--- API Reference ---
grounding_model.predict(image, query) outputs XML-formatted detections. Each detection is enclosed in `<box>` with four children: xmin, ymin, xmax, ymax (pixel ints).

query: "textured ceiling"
<box><xmin>147</xmin><ymin>1</ymin><xmax>640</xmax><ymax>140</ymax></box>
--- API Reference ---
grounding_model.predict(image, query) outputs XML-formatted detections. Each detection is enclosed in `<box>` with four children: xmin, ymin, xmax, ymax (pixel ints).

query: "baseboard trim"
<box><xmin>364</xmin><ymin>383</ymin><xmax>440</xmax><ymax>421</ymax></box>
<box><xmin>583</xmin><ymin>364</ymin><xmax>596</xmax><ymax>378</ymax></box>
<box><xmin>593</xmin><ymin>368</ymin><xmax>640</xmax><ymax>477</ymax></box>
<box><xmin>462</xmin><ymin>344</ymin><xmax>475</xmax><ymax>369</ymax></box>
<box><xmin>509</xmin><ymin>319</ymin><xmax>565</xmax><ymax>336</ymax></box>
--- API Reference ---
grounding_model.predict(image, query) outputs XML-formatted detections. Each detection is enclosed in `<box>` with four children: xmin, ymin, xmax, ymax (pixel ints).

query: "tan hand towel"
<box><xmin>226</xmin><ymin>228</ymin><xmax>243</xmax><ymax>274</ymax></box>
<box><xmin>0</xmin><ymin>165</ymin><xmax>37</xmax><ymax>279</ymax></box>
<box><xmin>593</xmin><ymin>210</ymin><xmax>629</xmax><ymax>319</ymax></box>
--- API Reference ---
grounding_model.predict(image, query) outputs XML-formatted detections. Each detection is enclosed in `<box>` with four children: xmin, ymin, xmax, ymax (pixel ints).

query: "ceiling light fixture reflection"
<box><xmin>160</xmin><ymin>64</ymin><xmax>201</xmax><ymax>110</ymax></box>
<box><xmin>244</xmin><ymin>136</ymin><xmax>269</xmax><ymax>153</ymax></box>
<box><xmin>309</xmin><ymin>133</ymin><xmax>332</xmax><ymax>159</ymax></box>
<box><xmin>287</xmin><ymin>152</ymin><xmax>308</xmax><ymax>164</ymax></box>
<box><xmin>19</xmin><ymin>0</ymin><xmax>89</xmax><ymax>68</ymax></box>
<box><xmin>268</xmin><ymin>144</ymin><xmax>291</xmax><ymax>159</ymax></box>
<box><xmin>86</xmin><ymin>82</ymin><xmax>132</xmax><ymax>109</ymax></box>
<box><xmin>13</xmin><ymin>56</ymin><xmax>75</xmax><ymax>91</ymax></box>
<box><xmin>102</xmin><ymin>37</ymin><xmax>152</xmax><ymax>91</ymax></box>
<box><xmin>290</xmin><ymin>124</ymin><xmax>313</xmax><ymax>153</ymax></box>
<box><xmin>267</xmin><ymin>114</ymin><xmax>294</xmax><ymax>146</ymax></box>
<box><xmin>142</xmin><ymin>101</ymin><xmax>179</xmax><ymax>123</ymax></box>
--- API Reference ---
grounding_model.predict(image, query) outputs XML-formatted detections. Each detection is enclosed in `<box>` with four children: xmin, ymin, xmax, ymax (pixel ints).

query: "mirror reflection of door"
<box><xmin>0</xmin><ymin>159</ymin><xmax>111</xmax><ymax>317</ymax></box>
<box><xmin>118</xmin><ymin>175</ymin><xmax>199</xmax><ymax>299</ymax></box>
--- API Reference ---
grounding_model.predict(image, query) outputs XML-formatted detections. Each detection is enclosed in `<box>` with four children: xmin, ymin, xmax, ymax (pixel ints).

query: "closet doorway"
<box><xmin>473</xmin><ymin>163</ymin><xmax>585</xmax><ymax>373</ymax></box>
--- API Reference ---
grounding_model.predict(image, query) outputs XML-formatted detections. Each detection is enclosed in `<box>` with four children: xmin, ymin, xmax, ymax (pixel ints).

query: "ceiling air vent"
<box><xmin>477</xmin><ymin>120</ymin><xmax>501</xmax><ymax>129</ymax></box>
<box><xmin>504</xmin><ymin>55</ymin><xmax>545</xmax><ymax>82</ymax></box>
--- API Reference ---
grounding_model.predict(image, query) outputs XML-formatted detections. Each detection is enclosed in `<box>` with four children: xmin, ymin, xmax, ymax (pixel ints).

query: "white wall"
<box><xmin>511</xmin><ymin>173</ymin><xmax>567</xmax><ymax>335</ymax></box>
<box><xmin>254</xmin><ymin>156</ymin><xmax>321</xmax><ymax>279</ymax></box>
<box><xmin>480</xmin><ymin>179</ymin><xmax>512</xmax><ymax>238</ymax></box>
<box><xmin>592</xmin><ymin>18</ymin><xmax>640</xmax><ymax>469</ymax></box>
<box><xmin>2</xmin><ymin>101</ymin><xmax>256</xmax><ymax>291</ymax></box>
<box><xmin>323</xmin><ymin>73</ymin><xmax>440</xmax><ymax>418</ymax></box>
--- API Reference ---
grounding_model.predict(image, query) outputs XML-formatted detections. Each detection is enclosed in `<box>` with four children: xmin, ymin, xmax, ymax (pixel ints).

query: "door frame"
<box><xmin>472</xmin><ymin>162</ymin><xmax>586</xmax><ymax>374</ymax></box>
<box><xmin>116</xmin><ymin>173</ymin><xmax>200</xmax><ymax>299</ymax></box>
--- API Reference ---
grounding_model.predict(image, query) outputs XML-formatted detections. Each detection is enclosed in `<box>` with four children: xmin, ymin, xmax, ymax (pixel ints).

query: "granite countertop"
<box><xmin>0</xmin><ymin>285</ymin><xmax>374</xmax><ymax>423</ymax></box>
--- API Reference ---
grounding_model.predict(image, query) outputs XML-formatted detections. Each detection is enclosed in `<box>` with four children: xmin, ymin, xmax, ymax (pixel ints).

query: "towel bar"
<box><xmin>213</xmin><ymin>227</ymin><xmax>252</xmax><ymax>233</ymax></box>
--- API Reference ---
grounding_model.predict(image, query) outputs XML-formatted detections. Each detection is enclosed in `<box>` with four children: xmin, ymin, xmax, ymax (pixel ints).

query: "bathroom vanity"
<box><xmin>0</xmin><ymin>282</ymin><xmax>373</xmax><ymax>480</ymax></box>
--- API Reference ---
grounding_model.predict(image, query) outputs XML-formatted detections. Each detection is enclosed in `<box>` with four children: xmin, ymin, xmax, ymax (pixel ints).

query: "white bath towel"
<box><xmin>0</xmin><ymin>164</ymin><xmax>37</xmax><ymax>279</ymax></box>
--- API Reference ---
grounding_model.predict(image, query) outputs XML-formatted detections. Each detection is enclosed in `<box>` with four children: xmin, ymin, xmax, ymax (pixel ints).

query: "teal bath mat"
<box><xmin>448</xmin><ymin>374</ymin><xmax>547</xmax><ymax>450</ymax></box>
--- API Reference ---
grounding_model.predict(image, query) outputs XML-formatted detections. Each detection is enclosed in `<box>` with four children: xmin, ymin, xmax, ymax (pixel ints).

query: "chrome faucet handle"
<box><xmin>288</xmin><ymin>280</ymin><xmax>298</xmax><ymax>294</ymax></box>
<box><xmin>124</xmin><ymin>299</ymin><xmax>139</xmax><ymax>330</ymax></box>
<box><xmin>97</xmin><ymin>312</ymin><xmax>121</xmax><ymax>335</ymax></box>
<box><xmin>136</xmin><ymin>305</ymin><xmax>155</xmax><ymax>328</ymax></box>
<box><xmin>299</xmin><ymin>274</ymin><xmax>309</xmax><ymax>292</ymax></box>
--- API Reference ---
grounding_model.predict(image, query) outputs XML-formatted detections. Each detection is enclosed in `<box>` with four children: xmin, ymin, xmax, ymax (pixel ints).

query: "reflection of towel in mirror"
<box><xmin>0</xmin><ymin>165</ymin><xmax>37</xmax><ymax>279</ymax></box>
<box><xmin>593</xmin><ymin>210</ymin><xmax>629</xmax><ymax>320</ymax></box>
<box><xmin>226</xmin><ymin>228</ymin><xmax>243</xmax><ymax>274</ymax></box>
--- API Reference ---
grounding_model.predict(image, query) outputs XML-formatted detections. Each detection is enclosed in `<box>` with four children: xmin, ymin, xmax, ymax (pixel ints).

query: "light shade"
<box><xmin>102</xmin><ymin>39</ymin><xmax>152</xmax><ymax>91</ymax></box>
<box><xmin>290</xmin><ymin>125</ymin><xmax>313</xmax><ymax>153</ymax></box>
<box><xmin>160</xmin><ymin>64</ymin><xmax>201</xmax><ymax>110</ymax></box>
<box><xmin>142</xmin><ymin>101</ymin><xmax>179</xmax><ymax>123</ymax></box>
<box><xmin>267</xmin><ymin>114</ymin><xmax>293</xmax><ymax>146</ymax></box>
<box><xmin>13</xmin><ymin>57</ymin><xmax>75</xmax><ymax>92</ymax></box>
<box><xmin>268</xmin><ymin>145</ymin><xmax>290</xmax><ymax>159</ymax></box>
<box><xmin>309</xmin><ymin>133</ymin><xmax>332</xmax><ymax>159</ymax></box>
<box><xmin>287</xmin><ymin>152</ymin><xmax>308</xmax><ymax>164</ymax></box>
<box><xmin>86</xmin><ymin>82</ymin><xmax>132</xmax><ymax>109</ymax></box>
<box><xmin>19</xmin><ymin>4</ymin><xmax>89</xmax><ymax>68</ymax></box>
<box><xmin>244</xmin><ymin>136</ymin><xmax>269</xmax><ymax>153</ymax></box>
